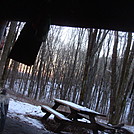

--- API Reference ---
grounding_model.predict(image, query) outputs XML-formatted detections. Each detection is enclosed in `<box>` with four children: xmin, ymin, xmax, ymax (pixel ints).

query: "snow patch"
<box><xmin>123</xmin><ymin>125</ymin><xmax>134</xmax><ymax>133</ymax></box>
<box><xmin>7</xmin><ymin>98</ymin><xmax>45</xmax><ymax>129</ymax></box>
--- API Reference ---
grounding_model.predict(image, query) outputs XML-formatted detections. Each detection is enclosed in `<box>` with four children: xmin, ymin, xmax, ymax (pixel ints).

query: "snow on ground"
<box><xmin>123</xmin><ymin>126</ymin><xmax>134</xmax><ymax>133</ymax></box>
<box><xmin>7</xmin><ymin>98</ymin><xmax>134</xmax><ymax>133</ymax></box>
<box><xmin>7</xmin><ymin>98</ymin><xmax>45</xmax><ymax>129</ymax></box>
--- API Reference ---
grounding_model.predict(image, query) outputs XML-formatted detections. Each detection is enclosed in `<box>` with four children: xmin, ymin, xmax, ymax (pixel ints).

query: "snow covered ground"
<box><xmin>7</xmin><ymin>98</ymin><xmax>45</xmax><ymax>129</ymax></box>
<box><xmin>7</xmin><ymin>98</ymin><xmax>134</xmax><ymax>133</ymax></box>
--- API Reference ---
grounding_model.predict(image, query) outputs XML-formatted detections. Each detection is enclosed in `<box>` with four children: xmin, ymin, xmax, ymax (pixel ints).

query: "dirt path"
<box><xmin>3</xmin><ymin>117</ymin><xmax>55</xmax><ymax>134</ymax></box>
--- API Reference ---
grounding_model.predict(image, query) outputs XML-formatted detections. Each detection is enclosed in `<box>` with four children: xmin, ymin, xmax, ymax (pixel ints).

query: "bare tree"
<box><xmin>0</xmin><ymin>21</ymin><xmax>17</xmax><ymax>88</ymax></box>
<box><xmin>109</xmin><ymin>31</ymin><xmax>118</xmax><ymax>124</ymax></box>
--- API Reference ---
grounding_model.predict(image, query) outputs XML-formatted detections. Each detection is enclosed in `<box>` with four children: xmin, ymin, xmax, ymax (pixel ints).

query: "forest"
<box><xmin>0</xmin><ymin>21</ymin><xmax>133</xmax><ymax>126</ymax></box>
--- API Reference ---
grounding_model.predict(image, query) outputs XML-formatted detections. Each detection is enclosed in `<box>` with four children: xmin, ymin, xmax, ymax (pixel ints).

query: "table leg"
<box><xmin>67</xmin><ymin>108</ymin><xmax>78</xmax><ymax>121</ymax></box>
<box><xmin>42</xmin><ymin>102</ymin><xmax>60</xmax><ymax>120</ymax></box>
<box><xmin>89</xmin><ymin>115</ymin><xmax>98</xmax><ymax>134</ymax></box>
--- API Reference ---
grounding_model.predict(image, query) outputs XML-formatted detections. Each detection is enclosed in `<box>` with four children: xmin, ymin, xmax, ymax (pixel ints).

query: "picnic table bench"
<box><xmin>41</xmin><ymin>98</ymin><xmax>115</xmax><ymax>134</ymax></box>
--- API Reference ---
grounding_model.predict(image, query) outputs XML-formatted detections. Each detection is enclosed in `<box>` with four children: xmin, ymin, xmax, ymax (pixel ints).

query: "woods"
<box><xmin>0</xmin><ymin>21</ymin><xmax>133</xmax><ymax>126</ymax></box>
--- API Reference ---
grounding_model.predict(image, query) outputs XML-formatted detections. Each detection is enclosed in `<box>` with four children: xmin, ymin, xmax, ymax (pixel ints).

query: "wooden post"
<box><xmin>42</xmin><ymin>102</ymin><xmax>60</xmax><ymax>120</ymax></box>
<box><xmin>68</xmin><ymin>108</ymin><xmax>78</xmax><ymax>121</ymax></box>
<box><xmin>0</xmin><ymin>94</ymin><xmax>9</xmax><ymax>132</ymax></box>
<box><xmin>89</xmin><ymin>115</ymin><xmax>98</xmax><ymax>134</ymax></box>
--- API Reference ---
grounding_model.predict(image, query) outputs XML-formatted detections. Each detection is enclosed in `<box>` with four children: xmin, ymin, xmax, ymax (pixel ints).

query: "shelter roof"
<box><xmin>1</xmin><ymin>0</ymin><xmax>134</xmax><ymax>32</ymax></box>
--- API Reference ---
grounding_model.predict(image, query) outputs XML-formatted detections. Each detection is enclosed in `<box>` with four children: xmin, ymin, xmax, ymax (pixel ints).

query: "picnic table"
<box><xmin>41</xmin><ymin>98</ymin><xmax>114</xmax><ymax>134</ymax></box>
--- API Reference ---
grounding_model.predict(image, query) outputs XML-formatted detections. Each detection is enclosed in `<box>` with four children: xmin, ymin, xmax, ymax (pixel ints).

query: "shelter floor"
<box><xmin>3</xmin><ymin>117</ymin><xmax>55</xmax><ymax>134</ymax></box>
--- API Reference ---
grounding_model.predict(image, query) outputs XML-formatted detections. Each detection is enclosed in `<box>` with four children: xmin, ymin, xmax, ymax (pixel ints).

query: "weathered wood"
<box><xmin>67</xmin><ymin>108</ymin><xmax>79</xmax><ymax>121</ymax></box>
<box><xmin>54</xmin><ymin>99</ymin><xmax>105</xmax><ymax>134</ymax></box>
<box><xmin>41</xmin><ymin>105</ymin><xmax>72</xmax><ymax>133</ymax></box>
<box><xmin>56</xmin><ymin>110</ymin><xmax>114</xmax><ymax>132</ymax></box>
<box><xmin>1</xmin><ymin>1</ymin><xmax>134</xmax><ymax>32</ymax></box>
<box><xmin>54</xmin><ymin>99</ymin><xmax>106</xmax><ymax>117</ymax></box>
<box><xmin>41</xmin><ymin>102</ymin><xmax>60</xmax><ymax>120</ymax></box>
<box><xmin>42</xmin><ymin>99</ymin><xmax>114</xmax><ymax>134</ymax></box>
<box><xmin>46</xmin><ymin>99</ymin><xmax>124</xmax><ymax>134</ymax></box>
<box><xmin>57</xmin><ymin>110</ymin><xmax>88</xmax><ymax>120</ymax></box>
<box><xmin>41</xmin><ymin>105</ymin><xmax>71</xmax><ymax>121</ymax></box>
<box><xmin>96</xmin><ymin>122</ymin><xmax>115</xmax><ymax>131</ymax></box>
<box><xmin>0</xmin><ymin>94</ymin><xmax>9</xmax><ymax>132</ymax></box>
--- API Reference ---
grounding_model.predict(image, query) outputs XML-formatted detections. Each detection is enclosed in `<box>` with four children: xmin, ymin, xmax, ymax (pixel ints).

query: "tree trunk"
<box><xmin>0</xmin><ymin>20</ymin><xmax>7</xmax><ymax>43</ymax></box>
<box><xmin>112</xmin><ymin>32</ymin><xmax>132</xmax><ymax>125</ymax></box>
<box><xmin>0</xmin><ymin>21</ymin><xmax>17</xmax><ymax>88</ymax></box>
<box><xmin>9</xmin><ymin>61</ymin><xmax>19</xmax><ymax>90</ymax></box>
<box><xmin>109</xmin><ymin>31</ymin><xmax>118</xmax><ymax>124</ymax></box>
<box><xmin>79</xmin><ymin>29</ymin><xmax>94</xmax><ymax>105</ymax></box>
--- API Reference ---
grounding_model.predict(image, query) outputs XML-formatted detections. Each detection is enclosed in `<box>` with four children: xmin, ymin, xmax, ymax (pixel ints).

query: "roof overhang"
<box><xmin>1</xmin><ymin>0</ymin><xmax>134</xmax><ymax>32</ymax></box>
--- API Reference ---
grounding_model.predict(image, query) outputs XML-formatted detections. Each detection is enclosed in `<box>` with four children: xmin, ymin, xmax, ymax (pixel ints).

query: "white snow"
<box><xmin>55</xmin><ymin>98</ymin><xmax>103</xmax><ymax>115</ymax></box>
<box><xmin>7</xmin><ymin>98</ymin><xmax>134</xmax><ymax>133</ymax></box>
<box><xmin>41</xmin><ymin>105</ymin><xmax>71</xmax><ymax>121</ymax></box>
<box><xmin>123</xmin><ymin>125</ymin><xmax>134</xmax><ymax>133</ymax></box>
<box><xmin>7</xmin><ymin>98</ymin><xmax>45</xmax><ymax>129</ymax></box>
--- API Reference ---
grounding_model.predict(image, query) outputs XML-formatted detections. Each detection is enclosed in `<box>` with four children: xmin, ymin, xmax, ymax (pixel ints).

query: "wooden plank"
<box><xmin>41</xmin><ymin>105</ymin><xmax>71</xmax><ymax>121</ymax></box>
<box><xmin>96</xmin><ymin>122</ymin><xmax>115</xmax><ymax>131</ymax></box>
<box><xmin>41</xmin><ymin>102</ymin><xmax>60</xmax><ymax>120</ymax></box>
<box><xmin>1</xmin><ymin>1</ymin><xmax>134</xmax><ymax>32</ymax></box>
<box><xmin>54</xmin><ymin>99</ymin><xmax>106</xmax><ymax>117</ymax></box>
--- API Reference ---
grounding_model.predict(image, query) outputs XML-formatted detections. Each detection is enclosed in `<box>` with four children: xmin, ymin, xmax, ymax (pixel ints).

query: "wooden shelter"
<box><xmin>0</xmin><ymin>0</ymin><xmax>134</xmax><ymax>65</ymax></box>
<box><xmin>1</xmin><ymin>0</ymin><xmax>134</xmax><ymax>31</ymax></box>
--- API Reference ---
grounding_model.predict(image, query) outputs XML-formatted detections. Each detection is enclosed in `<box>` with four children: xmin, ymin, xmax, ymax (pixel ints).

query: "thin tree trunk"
<box><xmin>79</xmin><ymin>29</ymin><xmax>93</xmax><ymax>105</ymax></box>
<box><xmin>0</xmin><ymin>20</ymin><xmax>7</xmax><ymax>43</ymax></box>
<box><xmin>9</xmin><ymin>61</ymin><xmax>19</xmax><ymax>90</ymax></box>
<box><xmin>112</xmin><ymin>32</ymin><xmax>132</xmax><ymax>124</ymax></box>
<box><xmin>109</xmin><ymin>31</ymin><xmax>118</xmax><ymax>124</ymax></box>
<box><xmin>0</xmin><ymin>21</ymin><xmax>17</xmax><ymax>88</ymax></box>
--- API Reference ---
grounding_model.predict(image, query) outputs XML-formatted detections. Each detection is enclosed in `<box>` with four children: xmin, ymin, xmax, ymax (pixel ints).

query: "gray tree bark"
<box><xmin>0</xmin><ymin>21</ymin><xmax>17</xmax><ymax>88</ymax></box>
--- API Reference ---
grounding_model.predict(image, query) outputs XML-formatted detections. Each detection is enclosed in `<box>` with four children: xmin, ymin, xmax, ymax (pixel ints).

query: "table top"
<box><xmin>54</xmin><ymin>99</ymin><xmax>106</xmax><ymax>117</ymax></box>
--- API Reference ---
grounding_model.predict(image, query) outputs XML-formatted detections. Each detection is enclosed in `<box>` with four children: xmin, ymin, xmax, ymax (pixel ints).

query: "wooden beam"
<box><xmin>0</xmin><ymin>0</ymin><xmax>134</xmax><ymax>32</ymax></box>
